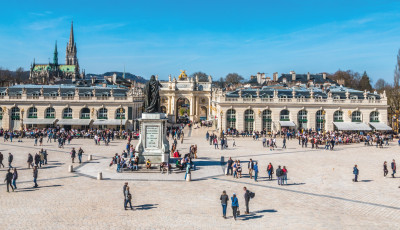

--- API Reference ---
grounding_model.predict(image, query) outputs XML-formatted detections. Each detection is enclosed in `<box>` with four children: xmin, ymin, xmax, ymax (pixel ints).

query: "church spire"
<box><xmin>69</xmin><ymin>21</ymin><xmax>74</xmax><ymax>47</ymax></box>
<box><xmin>53</xmin><ymin>41</ymin><xmax>58</xmax><ymax>65</ymax></box>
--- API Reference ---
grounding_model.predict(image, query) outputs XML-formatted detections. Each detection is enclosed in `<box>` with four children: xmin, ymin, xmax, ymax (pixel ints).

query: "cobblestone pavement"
<box><xmin>1</xmin><ymin>128</ymin><xmax>400</xmax><ymax>229</ymax></box>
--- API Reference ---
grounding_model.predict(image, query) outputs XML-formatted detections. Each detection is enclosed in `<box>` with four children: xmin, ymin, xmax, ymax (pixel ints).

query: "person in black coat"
<box><xmin>243</xmin><ymin>187</ymin><xmax>251</xmax><ymax>214</ymax></box>
<box><xmin>27</xmin><ymin>153</ymin><xmax>33</xmax><ymax>169</ymax></box>
<box><xmin>0</xmin><ymin>152</ymin><xmax>4</xmax><ymax>168</ymax></box>
<box><xmin>8</xmin><ymin>153</ymin><xmax>13</xmax><ymax>168</ymax></box>
<box><xmin>4</xmin><ymin>169</ymin><xmax>14</xmax><ymax>192</ymax></box>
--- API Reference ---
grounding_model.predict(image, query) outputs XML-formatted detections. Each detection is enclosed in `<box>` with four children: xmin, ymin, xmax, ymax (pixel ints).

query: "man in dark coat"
<box><xmin>243</xmin><ymin>187</ymin><xmax>251</xmax><ymax>214</ymax></box>
<box><xmin>4</xmin><ymin>169</ymin><xmax>14</xmax><ymax>192</ymax></box>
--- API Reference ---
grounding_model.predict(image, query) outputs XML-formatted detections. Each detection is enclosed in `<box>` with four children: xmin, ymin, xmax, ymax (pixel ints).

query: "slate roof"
<box><xmin>0</xmin><ymin>85</ymin><xmax>129</xmax><ymax>97</ymax></box>
<box><xmin>277</xmin><ymin>73</ymin><xmax>336</xmax><ymax>84</ymax></box>
<box><xmin>225</xmin><ymin>86</ymin><xmax>380</xmax><ymax>100</ymax></box>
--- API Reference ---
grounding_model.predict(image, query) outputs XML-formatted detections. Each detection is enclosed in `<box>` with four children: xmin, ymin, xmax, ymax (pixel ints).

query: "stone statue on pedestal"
<box><xmin>144</xmin><ymin>75</ymin><xmax>162</xmax><ymax>113</ymax></box>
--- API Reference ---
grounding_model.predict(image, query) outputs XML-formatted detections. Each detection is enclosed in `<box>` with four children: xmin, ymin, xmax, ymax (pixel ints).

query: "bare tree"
<box><xmin>225</xmin><ymin>73</ymin><xmax>244</xmax><ymax>85</ymax></box>
<box><xmin>189</xmin><ymin>71</ymin><xmax>208</xmax><ymax>82</ymax></box>
<box><xmin>374</xmin><ymin>78</ymin><xmax>388</xmax><ymax>92</ymax></box>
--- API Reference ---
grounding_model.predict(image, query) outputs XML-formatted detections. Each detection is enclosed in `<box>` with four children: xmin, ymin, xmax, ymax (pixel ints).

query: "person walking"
<box><xmin>220</xmin><ymin>190</ymin><xmax>229</xmax><ymax>218</ymax></box>
<box><xmin>267</xmin><ymin>163</ymin><xmax>274</xmax><ymax>180</ymax></box>
<box><xmin>184</xmin><ymin>161</ymin><xmax>191</xmax><ymax>180</ymax></box>
<box><xmin>282</xmin><ymin>166</ymin><xmax>288</xmax><ymax>185</ymax></box>
<box><xmin>276</xmin><ymin>165</ymin><xmax>283</xmax><ymax>185</ymax></box>
<box><xmin>8</xmin><ymin>153</ymin><xmax>13</xmax><ymax>168</ymax></box>
<box><xmin>70</xmin><ymin>148</ymin><xmax>76</xmax><ymax>163</ymax></box>
<box><xmin>0</xmin><ymin>152</ymin><xmax>4</xmax><ymax>168</ymax></box>
<box><xmin>353</xmin><ymin>165</ymin><xmax>359</xmax><ymax>182</ymax></box>
<box><xmin>248</xmin><ymin>159</ymin><xmax>254</xmax><ymax>179</ymax></box>
<box><xmin>33</xmin><ymin>166</ymin><xmax>38</xmax><ymax>188</ymax></box>
<box><xmin>243</xmin><ymin>187</ymin><xmax>251</xmax><ymax>214</ymax></box>
<box><xmin>78</xmin><ymin>147</ymin><xmax>84</xmax><ymax>164</ymax></box>
<box><xmin>254</xmin><ymin>162</ymin><xmax>259</xmax><ymax>182</ymax></box>
<box><xmin>282</xmin><ymin>137</ymin><xmax>287</xmax><ymax>149</ymax></box>
<box><xmin>233</xmin><ymin>160</ymin><xmax>238</xmax><ymax>179</ymax></box>
<box><xmin>4</xmin><ymin>169</ymin><xmax>14</xmax><ymax>192</ymax></box>
<box><xmin>12</xmin><ymin>168</ymin><xmax>18</xmax><ymax>189</ymax></box>
<box><xmin>231</xmin><ymin>193</ymin><xmax>239</xmax><ymax>220</ymax></box>
<box><xmin>227</xmin><ymin>157</ymin><xmax>233</xmax><ymax>175</ymax></box>
<box><xmin>391</xmin><ymin>159</ymin><xmax>396</xmax><ymax>178</ymax></box>
<box><xmin>124</xmin><ymin>186</ymin><xmax>133</xmax><ymax>210</ymax></box>
<box><xmin>383</xmin><ymin>161</ymin><xmax>388</xmax><ymax>177</ymax></box>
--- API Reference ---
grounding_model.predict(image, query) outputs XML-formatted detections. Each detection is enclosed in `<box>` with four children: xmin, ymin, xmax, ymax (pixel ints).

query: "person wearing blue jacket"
<box><xmin>353</xmin><ymin>165</ymin><xmax>359</xmax><ymax>182</ymax></box>
<box><xmin>253</xmin><ymin>162</ymin><xmax>259</xmax><ymax>182</ymax></box>
<box><xmin>231</xmin><ymin>193</ymin><xmax>239</xmax><ymax>220</ymax></box>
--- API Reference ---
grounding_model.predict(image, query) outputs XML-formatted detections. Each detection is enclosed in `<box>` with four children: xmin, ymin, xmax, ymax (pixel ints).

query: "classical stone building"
<box><xmin>29</xmin><ymin>21</ymin><xmax>84</xmax><ymax>84</ymax></box>
<box><xmin>0</xmin><ymin>85</ymin><xmax>143</xmax><ymax>131</ymax></box>
<box><xmin>211</xmin><ymin>85</ymin><xmax>390</xmax><ymax>132</ymax></box>
<box><xmin>159</xmin><ymin>71</ymin><xmax>213</xmax><ymax>123</ymax></box>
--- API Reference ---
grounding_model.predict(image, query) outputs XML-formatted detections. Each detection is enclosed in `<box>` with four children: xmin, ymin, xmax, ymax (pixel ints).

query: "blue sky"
<box><xmin>0</xmin><ymin>0</ymin><xmax>399</xmax><ymax>82</ymax></box>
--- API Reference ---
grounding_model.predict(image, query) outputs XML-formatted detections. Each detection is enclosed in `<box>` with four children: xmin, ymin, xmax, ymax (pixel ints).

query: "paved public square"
<box><xmin>1</xmin><ymin>127</ymin><xmax>400</xmax><ymax>229</ymax></box>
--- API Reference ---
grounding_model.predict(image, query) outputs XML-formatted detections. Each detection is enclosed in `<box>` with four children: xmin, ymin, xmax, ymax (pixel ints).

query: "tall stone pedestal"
<box><xmin>135</xmin><ymin>113</ymin><xmax>170</xmax><ymax>164</ymax></box>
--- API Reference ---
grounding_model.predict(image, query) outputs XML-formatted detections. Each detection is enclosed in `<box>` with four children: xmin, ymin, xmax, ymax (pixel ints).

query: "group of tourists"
<box><xmin>2</xmin><ymin>151</ymin><xmax>42</xmax><ymax>192</ymax></box>
<box><xmin>225</xmin><ymin>157</ymin><xmax>288</xmax><ymax>184</ymax></box>
<box><xmin>219</xmin><ymin>187</ymin><xmax>255</xmax><ymax>220</ymax></box>
<box><xmin>383</xmin><ymin>160</ymin><xmax>396</xmax><ymax>178</ymax></box>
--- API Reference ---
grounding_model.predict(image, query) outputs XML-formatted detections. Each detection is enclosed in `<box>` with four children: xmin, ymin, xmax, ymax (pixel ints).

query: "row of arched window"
<box><xmin>226</xmin><ymin>109</ymin><xmax>380</xmax><ymax>132</ymax></box>
<box><xmin>0</xmin><ymin>107</ymin><xmax>125</xmax><ymax>120</ymax></box>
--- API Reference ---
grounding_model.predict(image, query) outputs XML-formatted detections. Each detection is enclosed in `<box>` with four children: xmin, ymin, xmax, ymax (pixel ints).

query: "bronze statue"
<box><xmin>144</xmin><ymin>75</ymin><xmax>162</xmax><ymax>113</ymax></box>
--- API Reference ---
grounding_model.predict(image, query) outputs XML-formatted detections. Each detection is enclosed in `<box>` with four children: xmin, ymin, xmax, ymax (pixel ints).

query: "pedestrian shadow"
<box><xmin>133</xmin><ymin>204</ymin><xmax>158</xmax><ymax>210</ymax></box>
<box><xmin>283</xmin><ymin>182</ymin><xmax>306</xmax><ymax>186</ymax></box>
<box><xmin>239</xmin><ymin>213</ymin><xmax>264</xmax><ymax>221</ymax></box>
<box><xmin>255</xmin><ymin>209</ymin><xmax>277</xmax><ymax>213</ymax></box>
<box><xmin>15</xmin><ymin>184</ymin><xmax>63</xmax><ymax>192</ymax></box>
<box><xmin>360</xmin><ymin>180</ymin><xmax>373</xmax><ymax>182</ymax></box>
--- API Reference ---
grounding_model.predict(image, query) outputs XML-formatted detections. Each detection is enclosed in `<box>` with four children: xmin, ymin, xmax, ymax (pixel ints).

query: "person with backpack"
<box><xmin>243</xmin><ymin>187</ymin><xmax>254</xmax><ymax>214</ymax></box>
<box><xmin>276</xmin><ymin>165</ymin><xmax>283</xmax><ymax>185</ymax></box>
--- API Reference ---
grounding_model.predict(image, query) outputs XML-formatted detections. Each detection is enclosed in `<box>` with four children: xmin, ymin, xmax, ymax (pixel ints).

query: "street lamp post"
<box><xmin>119</xmin><ymin>108</ymin><xmax>123</xmax><ymax>134</ymax></box>
<box><xmin>220</xmin><ymin>110</ymin><xmax>223</xmax><ymax>137</ymax></box>
<box><xmin>20</xmin><ymin>108</ymin><xmax>25</xmax><ymax>131</ymax></box>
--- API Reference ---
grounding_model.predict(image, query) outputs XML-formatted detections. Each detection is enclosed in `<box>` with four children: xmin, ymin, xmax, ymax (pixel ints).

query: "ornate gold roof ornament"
<box><xmin>178</xmin><ymin>70</ymin><xmax>187</xmax><ymax>80</ymax></box>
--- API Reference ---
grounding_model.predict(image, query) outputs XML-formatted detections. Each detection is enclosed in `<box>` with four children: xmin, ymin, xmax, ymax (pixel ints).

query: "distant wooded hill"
<box><xmin>87</xmin><ymin>72</ymin><xmax>148</xmax><ymax>83</ymax></box>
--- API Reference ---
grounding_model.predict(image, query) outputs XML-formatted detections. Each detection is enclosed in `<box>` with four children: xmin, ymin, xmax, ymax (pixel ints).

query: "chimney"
<box><xmin>291</xmin><ymin>71</ymin><xmax>296</xmax><ymax>81</ymax></box>
<box><xmin>273</xmin><ymin>72</ymin><xmax>278</xmax><ymax>81</ymax></box>
<box><xmin>323</xmin><ymin>72</ymin><xmax>326</xmax><ymax>80</ymax></box>
<box><xmin>307</xmin><ymin>72</ymin><xmax>310</xmax><ymax>81</ymax></box>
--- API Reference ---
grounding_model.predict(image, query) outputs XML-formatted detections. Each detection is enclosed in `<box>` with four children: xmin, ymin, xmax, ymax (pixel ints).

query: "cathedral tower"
<box><xmin>66</xmin><ymin>21</ymin><xmax>78</xmax><ymax>66</ymax></box>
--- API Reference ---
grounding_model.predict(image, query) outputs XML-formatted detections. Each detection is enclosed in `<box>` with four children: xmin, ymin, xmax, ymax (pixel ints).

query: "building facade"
<box><xmin>212</xmin><ymin>85</ymin><xmax>389</xmax><ymax>132</ymax></box>
<box><xmin>0</xmin><ymin>85</ymin><xmax>143</xmax><ymax>131</ymax></box>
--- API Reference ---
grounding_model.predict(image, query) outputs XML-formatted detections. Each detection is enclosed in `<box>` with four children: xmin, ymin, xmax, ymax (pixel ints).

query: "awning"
<box><xmin>93</xmin><ymin>119</ymin><xmax>127</xmax><ymax>125</ymax></box>
<box><xmin>279</xmin><ymin>121</ymin><xmax>296</xmax><ymax>127</ymax></box>
<box><xmin>333</xmin><ymin>122</ymin><xmax>372</xmax><ymax>131</ymax></box>
<box><xmin>369</xmin><ymin>122</ymin><xmax>392</xmax><ymax>131</ymax></box>
<box><xmin>56</xmin><ymin>119</ymin><xmax>92</xmax><ymax>126</ymax></box>
<box><xmin>23</xmin><ymin>118</ymin><xmax>56</xmax><ymax>125</ymax></box>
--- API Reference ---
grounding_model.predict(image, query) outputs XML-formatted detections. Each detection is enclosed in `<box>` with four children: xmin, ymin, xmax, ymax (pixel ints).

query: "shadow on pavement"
<box><xmin>133</xmin><ymin>204</ymin><xmax>158</xmax><ymax>210</ymax></box>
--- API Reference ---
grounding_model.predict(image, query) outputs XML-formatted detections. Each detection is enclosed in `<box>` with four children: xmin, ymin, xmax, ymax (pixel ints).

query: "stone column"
<box><xmin>208</xmin><ymin>96</ymin><xmax>211</xmax><ymax>118</ymax></box>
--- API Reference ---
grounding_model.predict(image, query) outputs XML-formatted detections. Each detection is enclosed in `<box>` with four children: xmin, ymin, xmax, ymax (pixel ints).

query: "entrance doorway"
<box><xmin>176</xmin><ymin>98</ymin><xmax>190</xmax><ymax>123</ymax></box>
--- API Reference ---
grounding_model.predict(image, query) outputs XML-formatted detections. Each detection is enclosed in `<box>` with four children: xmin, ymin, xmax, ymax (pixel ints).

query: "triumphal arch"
<box><xmin>159</xmin><ymin>70</ymin><xmax>212</xmax><ymax>123</ymax></box>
